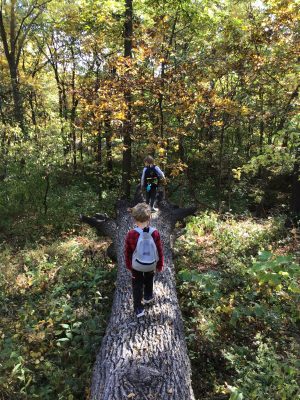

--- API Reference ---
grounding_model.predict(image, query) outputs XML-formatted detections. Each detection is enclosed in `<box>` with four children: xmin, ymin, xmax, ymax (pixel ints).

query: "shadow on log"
<box><xmin>81</xmin><ymin>188</ymin><xmax>197</xmax><ymax>400</ymax></box>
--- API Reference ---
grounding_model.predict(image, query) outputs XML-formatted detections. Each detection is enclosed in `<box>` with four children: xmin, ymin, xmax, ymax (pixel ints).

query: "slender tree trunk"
<box><xmin>104</xmin><ymin>118</ymin><xmax>113</xmax><ymax>176</ymax></box>
<box><xmin>291</xmin><ymin>146</ymin><xmax>300</xmax><ymax>214</ymax></box>
<box><xmin>158</xmin><ymin>12</ymin><xmax>178</xmax><ymax>142</ymax></box>
<box><xmin>217</xmin><ymin>122</ymin><xmax>226</xmax><ymax>210</ymax></box>
<box><xmin>247</xmin><ymin>119</ymin><xmax>253</xmax><ymax>159</ymax></box>
<box><xmin>70</xmin><ymin>44</ymin><xmax>78</xmax><ymax>172</ymax></box>
<box><xmin>43</xmin><ymin>171</ymin><xmax>50</xmax><ymax>215</ymax></box>
<box><xmin>158</xmin><ymin>80</ymin><xmax>164</xmax><ymax>139</ymax></box>
<box><xmin>0</xmin><ymin>2</ymin><xmax>25</xmax><ymax>132</ymax></box>
<box><xmin>122</xmin><ymin>0</ymin><xmax>133</xmax><ymax>198</ymax></box>
<box><xmin>28</xmin><ymin>90</ymin><xmax>37</xmax><ymax>127</ymax></box>
<box><xmin>52</xmin><ymin>65</ymin><xmax>64</xmax><ymax>119</ymax></box>
<box><xmin>80</xmin><ymin>130</ymin><xmax>83</xmax><ymax>162</ymax></box>
<box><xmin>280</xmin><ymin>84</ymin><xmax>299</xmax><ymax>147</ymax></box>
<box><xmin>259</xmin><ymin>88</ymin><xmax>264</xmax><ymax>154</ymax></box>
<box><xmin>97</xmin><ymin>123</ymin><xmax>102</xmax><ymax>165</ymax></box>
<box><xmin>9</xmin><ymin>63</ymin><xmax>25</xmax><ymax>131</ymax></box>
<box><xmin>0</xmin><ymin>127</ymin><xmax>9</xmax><ymax>180</ymax></box>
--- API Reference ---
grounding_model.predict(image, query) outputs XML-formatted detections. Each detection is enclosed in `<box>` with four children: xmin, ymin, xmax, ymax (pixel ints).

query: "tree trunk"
<box><xmin>97</xmin><ymin>123</ymin><xmax>102</xmax><ymax>165</ymax></box>
<box><xmin>122</xmin><ymin>0</ymin><xmax>133</xmax><ymax>199</ymax></box>
<box><xmin>105</xmin><ymin>118</ymin><xmax>113</xmax><ymax>188</ymax></box>
<box><xmin>217</xmin><ymin>123</ymin><xmax>225</xmax><ymax>210</ymax></box>
<box><xmin>82</xmin><ymin>196</ymin><xmax>196</xmax><ymax>400</ymax></box>
<box><xmin>9</xmin><ymin>62</ymin><xmax>25</xmax><ymax>131</ymax></box>
<box><xmin>28</xmin><ymin>89</ymin><xmax>37</xmax><ymax>127</ymax></box>
<box><xmin>291</xmin><ymin>146</ymin><xmax>300</xmax><ymax>214</ymax></box>
<box><xmin>70</xmin><ymin>43</ymin><xmax>78</xmax><ymax>172</ymax></box>
<box><xmin>0</xmin><ymin>127</ymin><xmax>9</xmax><ymax>180</ymax></box>
<box><xmin>0</xmin><ymin>0</ymin><xmax>46</xmax><ymax>134</ymax></box>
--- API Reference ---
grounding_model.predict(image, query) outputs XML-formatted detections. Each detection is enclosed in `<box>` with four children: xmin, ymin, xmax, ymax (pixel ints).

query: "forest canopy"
<box><xmin>0</xmin><ymin>0</ymin><xmax>299</xmax><ymax>220</ymax></box>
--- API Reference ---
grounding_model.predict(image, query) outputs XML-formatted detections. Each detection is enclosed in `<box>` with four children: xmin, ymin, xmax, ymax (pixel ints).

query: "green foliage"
<box><xmin>177</xmin><ymin>211</ymin><xmax>285</xmax><ymax>271</ymax></box>
<box><xmin>0</xmin><ymin>232</ymin><xmax>116</xmax><ymax>399</ymax></box>
<box><xmin>176</xmin><ymin>212</ymin><xmax>300</xmax><ymax>400</ymax></box>
<box><xmin>250</xmin><ymin>250</ymin><xmax>300</xmax><ymax>293</ymax></box>
<box><xmin>225</xmin><ymin>336</ymin><xmax>300</xmax><ymax>400</ymax></box>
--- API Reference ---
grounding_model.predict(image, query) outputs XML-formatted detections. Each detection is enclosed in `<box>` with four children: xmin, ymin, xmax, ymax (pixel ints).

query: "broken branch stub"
<box><xmin>80</xmin><ymin>214</ymin><xmax>117</xmax><ymax>239</ymax></box>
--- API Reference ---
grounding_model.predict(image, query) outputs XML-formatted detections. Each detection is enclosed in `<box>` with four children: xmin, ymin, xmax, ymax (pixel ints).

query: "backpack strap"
<box><xmin>134</xmin><ymin>226</ymin><xmax>156</xmax><ymax>235</ymax></box>
<box><xmin>148</xmin><ymin>226</ymin><xmax>156</xmax><ymax>235</ymax></box>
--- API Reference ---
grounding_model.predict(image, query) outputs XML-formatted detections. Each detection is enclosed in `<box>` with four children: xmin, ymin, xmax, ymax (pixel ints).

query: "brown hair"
<box><xmin>144</xmin><ymin>155</ymin><xmax>154</xmax><ymax>164</ymax></box>
<box><xmin>130</xmin><ymin>203</ymin><xmax>151</xmax><ymax>222</ymax></box>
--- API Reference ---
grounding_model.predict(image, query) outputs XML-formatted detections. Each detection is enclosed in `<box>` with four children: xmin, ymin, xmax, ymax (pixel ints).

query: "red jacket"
<box><xmin>125</xmin><ymin>227</ymin><xmax>164</xmax><ymax>272</ymax></box>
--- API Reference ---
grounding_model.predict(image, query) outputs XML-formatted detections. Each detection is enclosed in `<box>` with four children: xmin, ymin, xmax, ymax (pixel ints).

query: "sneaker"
<box><xmin>135</xmin><ymin>307</ymin><xmax>145</xmax><ymax>318</ymax></box>
<box><xmin>143</xmin><ymin>296</ymin><xmax>154</xmax><ymax>305</ymax></box>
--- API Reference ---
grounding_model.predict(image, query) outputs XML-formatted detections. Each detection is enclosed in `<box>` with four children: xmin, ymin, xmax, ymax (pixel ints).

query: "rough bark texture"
<box><xmin>83</xmin><ymin>196</ymin><xmax>196</xmax><ymax>400</ymax></box>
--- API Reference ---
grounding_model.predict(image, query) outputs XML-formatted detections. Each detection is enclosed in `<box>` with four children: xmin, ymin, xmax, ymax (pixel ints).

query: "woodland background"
<box><xmin>0</xmin><ymin>0</ymin><xmax>299</xmax><ymax>399</ymax></box>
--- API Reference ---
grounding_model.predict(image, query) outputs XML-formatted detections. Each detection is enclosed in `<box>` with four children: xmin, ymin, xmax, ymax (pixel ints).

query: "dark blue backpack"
<box><xmin>144</xmin><ymin>166</ymin><xmax>159</xmax><ymax>190</ymax></box>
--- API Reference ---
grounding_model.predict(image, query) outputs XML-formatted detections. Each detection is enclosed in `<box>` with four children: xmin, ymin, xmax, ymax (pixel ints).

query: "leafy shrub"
<box><xmin>0</xmin><ymin>233</ymin><xmax>116</xmax><ymax>399</ymax></box>
<box><xmin>224</xmin><ymin>336</ymin><xmax>300</xmax><ymax>400</ymax></box>
<box><xmin>175</xmin><ymin>212</ymin><xmax>300</xmax><ymax>400</ymax></box>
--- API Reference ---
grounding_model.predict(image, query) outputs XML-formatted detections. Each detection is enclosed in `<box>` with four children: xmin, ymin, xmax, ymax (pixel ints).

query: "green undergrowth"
<box><xmin>175</xmin><ymin>212</ymin><xmax>300</xmax><ymax>400</ymax></box>
<box><xmin>0</xmin><ymin>165</ymin><xmax>120</xmax><ymax>246</ymax></box>
<box><xmin>0</xmin><ymin>227</ymin><xmax>116</xmax><ymax>399</ymax></box>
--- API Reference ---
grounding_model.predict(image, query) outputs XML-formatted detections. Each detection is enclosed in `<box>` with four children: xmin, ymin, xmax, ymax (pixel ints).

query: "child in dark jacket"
<box><xmin>140</xmin><ymin>155</ymin><xmax>165</xmax><ymax>212</ymax></box>
<box><xmin>125</xmin><ymin>203</ymin><xmax>164</xmax><ymax>317</ymax></box>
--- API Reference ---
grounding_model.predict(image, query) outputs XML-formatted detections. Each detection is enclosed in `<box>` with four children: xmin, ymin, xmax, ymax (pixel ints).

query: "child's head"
<box><xmin>130</xmin><ymin>203</ymin><xmax>151</xmax><ymax>223</ymax></box>
<box><xmin>144</xmin><ymin>155</ymin><xmax>154</xmax><ymax>166</ymax></box>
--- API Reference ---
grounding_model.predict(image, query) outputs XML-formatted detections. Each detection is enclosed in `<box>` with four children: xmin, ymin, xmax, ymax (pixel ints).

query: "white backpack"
<box><xmin>132</xmin><ymin>227</ymin><xmax>159</xmax><ymax>272</ymax></box>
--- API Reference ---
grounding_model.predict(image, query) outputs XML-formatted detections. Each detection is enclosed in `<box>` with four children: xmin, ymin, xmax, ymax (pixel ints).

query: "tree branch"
<box><xmin>80</xmin><ymin>214</ymin><xmax>117</xmax><ymax>239</ymax></box>
<box><xmin>0</xmin><ymin>6</ymin><xmax>11</xmax><ymax>61</ymax></box>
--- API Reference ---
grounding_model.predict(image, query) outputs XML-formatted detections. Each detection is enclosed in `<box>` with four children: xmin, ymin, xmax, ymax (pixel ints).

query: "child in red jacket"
<box><xmin>125</xmin><ymin>203</ymin><xmax>164</xmax><ymax>317</ymax></box>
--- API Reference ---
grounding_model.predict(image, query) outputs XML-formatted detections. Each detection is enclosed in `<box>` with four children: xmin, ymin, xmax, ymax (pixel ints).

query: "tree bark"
<box><xmin>97</xmin><ymin>123</ymin><xmax>102</xmax><ymax>165</ymax></box>
<box><xmin>105</xmin><ymin>118</ymin><xmax>113</xmax><ymax>175</ymax></box>
<box><xmin>122</xmin><ymin>0</ymin><xmax>133</xmax><ymax>199</ymax></box>
<box><xmin>217</xmin><ymin>122</ymin><xmax>225</xmax><ymax>210</ymax></box>
<box><xmin>70</xmin><ymin>42</ymin><xmax>78</xmax><ymax>172</ymax></box>
<box><xmin>0</xmin><ymin>4</ymin><xmax>25</xmax><ymax>131</ymax></box>
<box><xmin>82</xmin><ymin>196</ymin><xmax>196</xmax><ymax>400</ymax></box>
<box><xmin>158</xmin><ymin>11</ymin><xmax>178</xmax><ymax>142</ymax></box>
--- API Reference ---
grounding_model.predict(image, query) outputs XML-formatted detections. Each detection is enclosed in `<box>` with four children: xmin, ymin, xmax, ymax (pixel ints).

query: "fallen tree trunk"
<box><xmin>81</xmin><ymin>195</ymin><xmax>197</xmax><ymax>400</ymax></box>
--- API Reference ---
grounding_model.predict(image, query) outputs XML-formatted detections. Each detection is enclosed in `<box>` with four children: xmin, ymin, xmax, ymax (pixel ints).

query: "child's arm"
<box><xmin>154</xmin><ymin>166</ymin><xmax>165</xmax><ymax>179</ymax></box>
<box><xmin>152</xmin><ymin>230</ymin><xmax>164</xmax><ymax>272</ymax></box>
<box><xmin>140</xmin><ymin>167</ymin><xmax>146</xmax><ymax>188</ymax></box>
<box><xmin>125</xmin><ymin>232</ymin><xmax>133</xmax><ymax>271</ymax></box>
<box><xmin>125</xmin><ymin>230</ymin><xmax>139</xmax><ymax>272</ymax></box>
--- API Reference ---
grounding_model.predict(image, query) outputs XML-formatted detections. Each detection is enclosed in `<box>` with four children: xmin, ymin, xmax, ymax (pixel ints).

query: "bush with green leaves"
<box><xmin>175</xmin><ymin>211</ymin><xmax>300</xmax><ymax>400</ymax></box>
<box><xmin>0</xmin><ymin>231</ymin><xmax>116</xmax><ymax>399</ymax></box>
<box><xmin>224</xmin><ymin>335</ymin><xmax>300</xmax><ymax>400</ymax></box>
